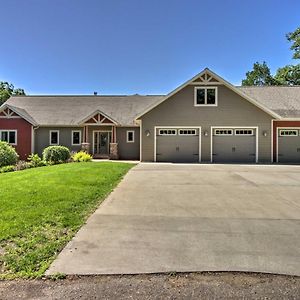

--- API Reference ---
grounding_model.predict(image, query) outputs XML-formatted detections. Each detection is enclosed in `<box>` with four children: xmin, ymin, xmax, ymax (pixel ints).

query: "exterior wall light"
<box><xmin>204</xmin><ymin>131</ymin><xmax>209</xmax><ymax>136</ymax></box>
<box><xmin>145</xmin><ymin>130</ymin><xmax>151</xmax><ymax>137</ymax></box>
<box><xmin>263</xmin><ymin>131</ymin><xmax>268</xmax><ymax>137</ymax></box>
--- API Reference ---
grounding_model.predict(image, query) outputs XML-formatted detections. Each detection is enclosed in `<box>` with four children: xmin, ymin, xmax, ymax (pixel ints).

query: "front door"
<box><xmin>93</xmin><ymin>131</ymin><xmax>111</xmax><ymax>155</ymax></box>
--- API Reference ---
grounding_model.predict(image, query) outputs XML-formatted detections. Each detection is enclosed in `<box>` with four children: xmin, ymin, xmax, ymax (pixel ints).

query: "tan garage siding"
<box><xmin>140</xmin><ymin>84</ymin><xmax>273</xmax><ymax>162</ymax></box>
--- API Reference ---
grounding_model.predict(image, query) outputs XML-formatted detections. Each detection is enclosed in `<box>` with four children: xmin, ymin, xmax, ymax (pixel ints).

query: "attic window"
<box><xmin>194</xmin><ymin>87</ymin><xmax>218</xmax><ymax>106</ymax></box>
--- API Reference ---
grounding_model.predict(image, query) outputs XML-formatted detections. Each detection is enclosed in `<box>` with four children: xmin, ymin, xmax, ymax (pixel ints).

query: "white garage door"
<box><xmin>156</xmin><ymin>128</ymin><xmax>200</xmax><ymax>163</ymax></box>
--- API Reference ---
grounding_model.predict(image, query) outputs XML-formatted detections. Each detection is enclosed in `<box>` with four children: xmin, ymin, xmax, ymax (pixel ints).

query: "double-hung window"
<box><xmin>50</xmin><ymin>130</ymin><xmax>59</xmax><ymax>145</ymax></box>
<box><xmin>72</xmin><ymin>130</ymin><xmax>82</xmax><ymax>145</ymax></box>
<box><xmin>194</xmin><ymin>87</ymin><xmax>218</xmax><ymax>106</ymax></box>
<box><xmin>126</xmin><ymin>130</ymin><xmax>135</xmax><ymax>143</ymax></box>
<box><xmin>0</xmin><ymin>130</ymin><xmax>17</xmax><ymax>145</ymax></box>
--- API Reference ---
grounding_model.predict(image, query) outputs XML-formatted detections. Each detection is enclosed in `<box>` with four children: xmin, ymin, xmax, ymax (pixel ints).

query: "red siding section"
<box><xmin>0</xmin><ymin>118</ymin><xmax>32</xmax><ymax>160</ymax></box>
<box><xmin>273</xmin><ymin>120</ymin><xmax>300</xmax><ymax>162</ymax></box>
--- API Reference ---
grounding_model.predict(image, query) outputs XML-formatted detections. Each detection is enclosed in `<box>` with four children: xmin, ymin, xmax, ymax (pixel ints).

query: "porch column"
<box><xmin>109</xmin><ymin>125</ymin><xmax>119</xmax><ymax>159</ymax></box>
<box><xmin>81</xmin><ymin>125</ymin><xmax>90</xmax><ymax>153</ymax></box>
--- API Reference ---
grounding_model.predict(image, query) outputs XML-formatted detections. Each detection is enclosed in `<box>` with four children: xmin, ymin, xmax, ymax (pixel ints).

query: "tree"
<box><xmin>274</xmin><ymin>64</ymin><xmax>300</xmax><ymax>85</ymax></box>
<box><xmin>287</xmin><ymin>27</ymin><xmax>300</xmax><ymax>59</ymax></box>
<box><xmin>0</xmin><ymin>82</ymin><xmax>25</xmax><ymax>105</ymax></box>
<box><xmin>242</xmin><ymin>62</ymin><xmax>278</xmax><ymax>86</ymax></box>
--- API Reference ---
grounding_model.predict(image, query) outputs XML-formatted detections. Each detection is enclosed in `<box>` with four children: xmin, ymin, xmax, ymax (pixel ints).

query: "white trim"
<box><xmin>276</xmin><ymin>127</ymin><xmax>300</xmax><ymax>163</ymax></box>
<box><xmin>71</xmin><ymin>130</ymin><xmax>82</xmax><ymax>146</ymax></box>
<box><xmin>31</xmin><ymin>126</ymin><xmax>34</xmax><ymax>153</ymax></box>
<box><xmin>49</xmin><ymin>130</ymin><xmax>59</xmax><ymax>145</ymax></box>
<box><xmin>213</xmin><ymin>129</ymin><xmax>233</xmax><ymax>136</ymax></box>
<box><xmin>178</xmin><ymin>129</ymin><xmax>197</xmax><ymax>136</ymax></box>
<box><xmin>279</xmin><ymin>129</ymin><xmax>299</xmax><ymax>136</ymax></box>
<box><xmin>154</xmin><ymin>126</ymin><xmax>201</xmax><ymax>163</ymax></box>
<box><xmin>135</xmin><ymin>68</ymin><xmax>281</xmax><ymax>120</ymax></box>
<box><xmin>140</xmin><ymin>120</ymin><xmax>142</xmax><ymax>161</ymax></box>
<box><xmin>194</xmin><ymin>86</ymin><xmax>218</xmax><ymax>107</ymax></box>
<box><xmin>210</xmin><ymin>126</ymin><xmax>259</xmax><ymax>163</ymax></box>
<box><xmin>0</xmin><ymin>129</ymin><xmax>17</xmax><ymax>145</ymax></box>
<box><xmin>234</xmin><ymin>129</ymin><xmax>254</xmax><ymax>136</ymax></box>
<box><xmin>78</xmin><ymin>110</ymin><xmax>118</xmax><ymax>125</ymax></box>
<box><xmin>271</xmin><ymin>119</ymin><xmax>274</xmax><ymax>163</ymax></box>
<box><xmin>126</xmin><ymin>130</ymin><xmax>135</xmax><ymax>143</ymax></box>
<box><xmin>158</xmin><ymin>129</ymin><xmax>177</xmax><ymax>136</ymax></box>
<box><xmin>92</xmin><ymin>130</ymin><xmax>112</xmax><ymax>155</ymax></box>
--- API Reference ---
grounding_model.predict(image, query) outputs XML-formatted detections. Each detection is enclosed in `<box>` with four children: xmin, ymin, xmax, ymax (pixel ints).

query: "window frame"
<box><xmin>194</xmin><ymin>87</ymin><xmax>218</xmax><ymax>107</ymax></box>
<box><xmin>235</xmin><ymin>129</ymin><xmax>254</xmax><ymax>136</ymax></box>
<box><xmin>71</xmin><ymin>130</ymin><xmax>82</xmax><ymax>146</ymax></box>
<box><xmin>158</xmin><ymin>129</ymin><xmax>177</xmax><ymax>136</ymax></box>
<box><xmin>279</xmin><ymin>129</ymin><xmax>299</xmax><ymax>137</ymax></box>
<box><xmin>214</xmin><ymin>129</ymin><xmax>233</xmax><ymax>136</ymax></box>
<box><xmin>49</xmin><ymin>130</ymin><xmax>60</xmax><ymax>145</ymax></box>
<box><xmin>0</xmin><ymin>130</ymin><xmax>17</xmax><ymax>145</ymax></box>
<box><xmin>126</xmin><ymin>130</ymin><xmax>135</xmax><ymax>143</ymax></box>
<box><xmin>178</xmin><ymin>129</ymin><xmax>197</xmax><ymax>136</ymax></box>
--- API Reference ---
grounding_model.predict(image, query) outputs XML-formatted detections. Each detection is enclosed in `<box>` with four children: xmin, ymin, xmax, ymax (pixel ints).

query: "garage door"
<box><xmin>212</xmin><ymin>128</ymin><xmax>257</xmax><ymax>163</ymax></box>
<box><xmin>277</xmin><ymin>129</ymin><xmax>300</xmax><ymax>163</ymax></box>
<box><xmin>156</xmin><ymin>128</ymin><xmax>200</xmax><ymax>163</ymax></box>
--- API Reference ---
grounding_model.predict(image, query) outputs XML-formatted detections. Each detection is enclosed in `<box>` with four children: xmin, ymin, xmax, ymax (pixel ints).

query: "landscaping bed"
<box><xmin>0</xmin><ymin>162</ymin><xmax>134</xmax><ymax>279</ymax></box>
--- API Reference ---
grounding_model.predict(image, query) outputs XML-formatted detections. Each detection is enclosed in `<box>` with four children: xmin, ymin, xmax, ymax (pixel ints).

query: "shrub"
<box><xmin>72</xmin><ymin>151</ymin><xmax>92</xmax><ymax>162</ymax></box>
<box><xmin>0</xmin><ymin>141</ymin><xmax>19</xmax><ymax>167</ymax></box>
<box><xmin>14</xmin><ymin>160</ymin><xmax>32</xmax><ymax>171</ymax></box>
<box><xmin>27</xmin><ymin>154</ymin><xmax>46</xmax><ymax>167</ymax></box>
<box><xmin>0</xmin><ymin>165</ymin><xmax>15</xmax><ymax>173</ymax></box>
<box><xmin>42</xmin><ymin>146</ymin><xmax>71</xmax><ymax>164</ymax></box>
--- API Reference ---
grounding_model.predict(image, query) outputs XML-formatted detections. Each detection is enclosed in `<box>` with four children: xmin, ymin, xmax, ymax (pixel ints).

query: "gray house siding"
<box><xmin>34</xmin><ymin>127</ymin><xmax>83</xmax><ymax>156</ymax></box>
<box><xmin>116</xmin><ymin>127</ymin><xmax>140</xmax><ymax>160</ymax></box>
<box><xmin>140</xmin><ymin>84</ymin><xmax>273</xmax><ymax>162</ymax></box>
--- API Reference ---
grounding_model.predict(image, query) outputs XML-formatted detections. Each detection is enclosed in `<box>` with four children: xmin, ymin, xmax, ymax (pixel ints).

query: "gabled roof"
<box><xmin>238</xmin><ymin>86</ymin><xmax>300</xmax><ymax>119</ymax></box>
<box><xmin>4</xmin><ymin>95</ymin><xmax>164</xmax><ymax>126</ymax></box>
<box><xmin>78</xmin><ymin>110</ymin><xmax>118</xmax><ymax>125</ymax></box>
<box><xmin>135</xmin><ymin>68</ymin><xmax>282</xmax><ymax>119</ymax></box>
<box><xmin>0</xmin><ymin>103</ymin><xmax>38</xmax><ymax>125</ymax></box>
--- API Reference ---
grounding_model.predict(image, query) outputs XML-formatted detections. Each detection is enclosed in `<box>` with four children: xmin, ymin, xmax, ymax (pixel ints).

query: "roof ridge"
<box><xmin>10</xmin><ymin>94</ymin><xmax>165</xmax><ymax>97</ymax></box>
<box><xmin>237</xmin><ymin>85</ymin><xmax>300</xmax><ymax>88</ymax></box>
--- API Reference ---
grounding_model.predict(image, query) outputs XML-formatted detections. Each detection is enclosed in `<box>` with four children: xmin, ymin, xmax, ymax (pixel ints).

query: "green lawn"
<box><xmin>0</xmin><ymin>162</ymin><xmax>134</xmax><ymax>279</ymax></box>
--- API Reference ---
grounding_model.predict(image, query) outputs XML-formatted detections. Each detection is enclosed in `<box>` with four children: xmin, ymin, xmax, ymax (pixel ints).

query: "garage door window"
<box><xmin>178</xmin><ymin>129</ymin><xmax>197</xmax><ymax>135</ymax></box>
<box><xmin>214</xmin><ymin>129</ymin><xmax>233</xmax><ymax>135</ymax></box>
<box><xmin>235</xmin><ymin>129</ymin><xmax>254</xmax><ymax>135</ymax></box>
<box><xmin>279</xmin><ymin>129</ymin><xmax>298</xmax><ymax>136</ymax></box>
<box><xmin>159</xmin><ymin>129</ymin><xmax>177</xmax><ymax>135</ymax></box>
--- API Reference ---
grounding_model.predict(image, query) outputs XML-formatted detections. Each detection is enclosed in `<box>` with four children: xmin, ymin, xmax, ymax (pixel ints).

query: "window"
<box><xmin>50</xmin><ymin>130</ymin><xmax>59</xmax><ymax>145</ymax></box>
<box><xmin>72</xmin><ymin>130</ymin><xmax>81</xmax><ymax>145</ymax></box>
<box><xmin>178</xmin><ymin>129</ymin><xmax>197</xmax><ymax>135</ymax></box>
<box><xmin>235</xmin><ymin>129</ymin><xmax>254</xmax><ymax>136</ymax></box>
<box><xmin>195</xmin><ymin>87</ymin><xmax>218</xmax><ymax>106</ymax></box>
<box><xmin>279</xmin><ymin>129</ymin><xmax>299</xmax><ymax>136</ymax></box>
<box><xmin>214</xmin><ymin>129</ymin><xmax>233</xmax><ymax>136</ymax></box>
<box><xmin>158</xmin><ymin>129</ymin><xmax>177</xmax><ymax>135</ymax></box>
<box><xmin>0</xmin><ymin>130</ymin><xmax>17</xmax><ymax>145</ymax></box>
<box><xmin>126</xmin><ymin>130</ymin><xmax>135</xmax><ymax>143</ymax></box>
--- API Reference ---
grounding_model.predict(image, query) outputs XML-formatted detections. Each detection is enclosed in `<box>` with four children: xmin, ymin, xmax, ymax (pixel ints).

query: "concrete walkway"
<box><xmin>47</xmin><ymin>163</ymin><xmax>300</xmax><ymax>276</ymax></box>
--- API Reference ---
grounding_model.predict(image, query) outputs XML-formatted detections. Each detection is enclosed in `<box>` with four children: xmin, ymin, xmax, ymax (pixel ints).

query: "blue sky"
<box><xmin>0</xmin><ymin>0</ymin><xmax>299</xmax><ymax>95</ymax></box>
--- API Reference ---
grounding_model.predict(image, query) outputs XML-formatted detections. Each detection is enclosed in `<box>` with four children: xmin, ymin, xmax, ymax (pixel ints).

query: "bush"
<box><xmin>28</xmin><ymin>154</ymin><xmax>46</xmax><ymax>167</ymax></box>
<box><xmin>14</xmin><ymin>160</ymin><xmax>32</xmax><ymax>171</ymax></box>
<box><xmin>0</xmin><ymin>165</ymin><xmax>15</xmax><ymax>173</ymax></box>
<box><xmin>0</xmin><ymin>141</ymin><xmax>19</xmax><ymax>167</ymax></box>
<box><xmin>42</xmin><ymin>146</ymin><xmax>71</xmax><ymax>164</ymax></box>
<box><xmin>72</xmin><ymin>151</ymin><xmax>92</xmax><ymax>162</ymax></box>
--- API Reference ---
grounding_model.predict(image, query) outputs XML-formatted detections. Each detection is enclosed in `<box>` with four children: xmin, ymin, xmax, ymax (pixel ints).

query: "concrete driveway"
<box><xmin>47</xmin><ymin>163</ymin><xmax>300</xmax><ymax>276</ymax></box>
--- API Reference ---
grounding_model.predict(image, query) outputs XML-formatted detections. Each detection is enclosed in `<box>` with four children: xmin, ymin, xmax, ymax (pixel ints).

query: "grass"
<box><xmin>0</xmin><ymin>162</ymin><xmax>134</xmax><ymax>279</ymax></box>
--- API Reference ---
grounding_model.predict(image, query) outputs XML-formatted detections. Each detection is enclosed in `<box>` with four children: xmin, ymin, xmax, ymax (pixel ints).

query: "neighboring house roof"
<box><xmin>237</xmin><ymin>86</ymin><xmax>300</xmax><ymax>119</ymax></box>
<box><xmin>3</xmin><ymin>95</ymin><xmax>164</xmax><ymax>126</ymax></box>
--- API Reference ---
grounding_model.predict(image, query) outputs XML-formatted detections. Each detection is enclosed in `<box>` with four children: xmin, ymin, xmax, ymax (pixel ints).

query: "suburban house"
<box><xmin>1</xmin><ymin>68</ymin><xmax>300</xmax><ymax>163</ymax></box>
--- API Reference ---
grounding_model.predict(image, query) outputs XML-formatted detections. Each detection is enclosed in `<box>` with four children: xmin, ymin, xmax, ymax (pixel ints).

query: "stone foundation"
<box><xmin>109</xmin><ymin>143</ymin><xmax>119</xmax><ymax>160</ymax></box>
